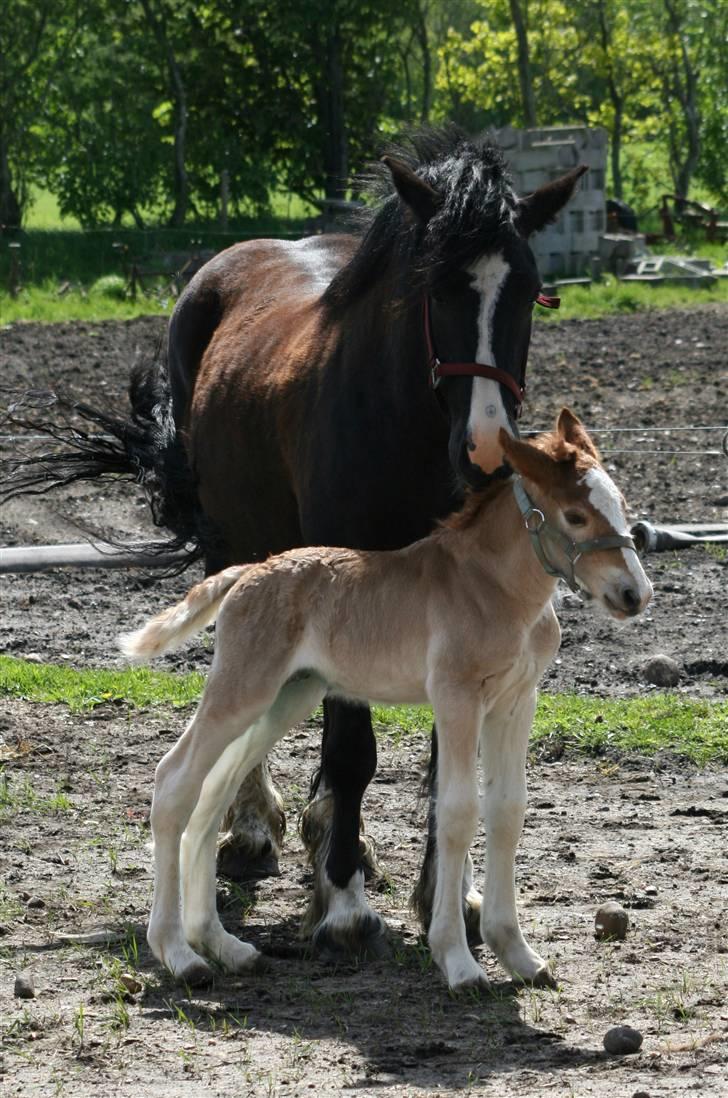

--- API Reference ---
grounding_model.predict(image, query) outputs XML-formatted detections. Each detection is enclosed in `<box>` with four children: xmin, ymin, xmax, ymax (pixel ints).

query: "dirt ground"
<box><xmin>0</xmin><ymin>306</ymin><xmax>727</xmax><ymax>1096</ymax></box>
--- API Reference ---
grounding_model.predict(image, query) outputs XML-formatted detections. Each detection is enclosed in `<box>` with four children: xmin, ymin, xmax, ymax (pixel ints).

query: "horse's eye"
<box><xmin>565</xmin><ymin>510</ymin><xmax>587</xmax><ymax>527</ymax></box>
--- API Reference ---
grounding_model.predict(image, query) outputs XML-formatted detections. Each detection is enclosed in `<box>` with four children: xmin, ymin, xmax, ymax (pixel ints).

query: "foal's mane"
<box><xmin>439</xmin><ymin>430</ymin><xmax>602</xmax><ymax>533</ymax></box>
<box><xmin>323</xmin><ymin>126</ymin><xmax>518</xmax><ymax>310</ymax></box>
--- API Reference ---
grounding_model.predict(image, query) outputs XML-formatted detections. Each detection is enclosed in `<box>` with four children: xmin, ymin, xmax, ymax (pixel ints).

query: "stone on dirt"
<box><xmin>594</xmin><ymin>900</ymin><xmax>629</xmax><ymax>941</ymax></box>
<box><xmin>642</xmin><ymin>654</ymin><xmax>680</xmax><ymax>687</ymax></box>
<box><xmin>603</xmin><ymin>1025</ymin><xmax>643</xmax><ymax>1055</ymax></box>
<box><xmin>14</xmin><ymin>972</ymin><xmax>35</xmax><ymax>999</ymax></box>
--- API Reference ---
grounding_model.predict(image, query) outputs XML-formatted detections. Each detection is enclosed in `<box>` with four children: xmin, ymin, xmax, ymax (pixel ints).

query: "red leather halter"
<box><xmin>424</xmin><ymin>292</ymin><xmax>560</xmax><ymax>418</ymax></box>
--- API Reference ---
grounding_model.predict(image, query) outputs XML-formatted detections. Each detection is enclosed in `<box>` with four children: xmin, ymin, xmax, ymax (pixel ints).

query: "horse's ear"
<box><xmin>499</xmin><ymin>429</ymin><xmax>556</xmax><ymax>485</ymax></box>
<box><xmin>382</xmin><ymin>155</ymin><xmax>442</xmax><ymax>223</ymax></box>
<box><xmin>556</xmin><ymin>407</ymin><xmax>600</xmax><ymax>460</ymax></box>
<box><xmin>515</xmin><ymin>165</ymin><xmax>588</xmax><ymax>237</ymax></box>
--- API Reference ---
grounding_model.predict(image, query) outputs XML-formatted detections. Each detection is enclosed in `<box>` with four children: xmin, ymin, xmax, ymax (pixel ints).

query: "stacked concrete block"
<box><xmin>495</xmin><ymin>125</ymin><xmax>608</xmax><ymax>277</ymax></box>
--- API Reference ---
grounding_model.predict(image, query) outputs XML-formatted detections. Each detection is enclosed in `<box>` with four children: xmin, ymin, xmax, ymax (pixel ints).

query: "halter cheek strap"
<box><xmin>512</xmin><ymin>476</ymin><xmax>637</xmax><ymax>594</ymax></box>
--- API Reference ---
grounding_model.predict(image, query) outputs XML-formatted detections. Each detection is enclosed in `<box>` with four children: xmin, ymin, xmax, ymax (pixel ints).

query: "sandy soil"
<box><xmin>0</xmin><ymin>307</ymin><xmax>727</xmax><ymax>1096</ymax></box>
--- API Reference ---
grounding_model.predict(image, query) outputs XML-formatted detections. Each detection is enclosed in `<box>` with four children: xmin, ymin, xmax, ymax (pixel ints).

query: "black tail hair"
<box><xmin>0</xmin><ymin>359</ymin><xmax>209</xmax><ymax>568</ymax></box>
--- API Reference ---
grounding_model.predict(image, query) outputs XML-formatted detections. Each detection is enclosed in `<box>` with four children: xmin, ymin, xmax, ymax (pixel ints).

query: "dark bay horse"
<box><xmin>4</xmin><ymin>128</ymin><xmax>586</xmax><ymax>956</ymax></box>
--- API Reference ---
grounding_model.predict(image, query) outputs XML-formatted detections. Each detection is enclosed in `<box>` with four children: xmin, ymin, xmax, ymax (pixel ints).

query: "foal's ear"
<box><xmin>556</xmin><ymin>407</ymin><xmax>600</xmax><ymax>460</ymax></box>
<box><xmin>515</xmin><ymin>165</ymin><xmax>588</xmax><ymax>237</ymax></box>
<box><xmin>499</xmin><ymin>429</ymin><xmax>556</xmax><ymax>484</ymax></box>
<box><xmin>382</xmin><ymin>156</ymin><xmax>442</xmax><ymax>223</ymax></box>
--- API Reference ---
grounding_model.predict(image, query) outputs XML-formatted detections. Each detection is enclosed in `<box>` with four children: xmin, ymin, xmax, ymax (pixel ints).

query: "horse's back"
<box><xmin>167</xmin><ymin>235</ymin><xmax>354</xmax><ymax>426</ymax></box>
<box><xmin>170</xmin><ymin>235</ymin><xmax>355</xmax><ymax>565</ymax></box>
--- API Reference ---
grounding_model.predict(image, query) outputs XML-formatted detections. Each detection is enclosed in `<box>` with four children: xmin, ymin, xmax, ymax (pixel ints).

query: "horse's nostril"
<box><xmin>622</xmin><ymin>587</ymin><xmax>640</xmax><ymax>612</ymax></box>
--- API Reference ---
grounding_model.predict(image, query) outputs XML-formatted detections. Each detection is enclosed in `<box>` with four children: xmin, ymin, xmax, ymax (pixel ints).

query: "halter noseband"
<box><xmin>512</xmin><ymin>475</ymin><xmax>637</xmax><ymax>594</ymax></box>
<box><xmin>424</xmin><ymin>292</ymin><xmax>560</xmax><ymax>419</ymax></box>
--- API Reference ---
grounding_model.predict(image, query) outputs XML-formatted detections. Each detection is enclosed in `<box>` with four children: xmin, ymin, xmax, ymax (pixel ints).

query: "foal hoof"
<box><xmin>178</xmin><ymin>959</ymin><xmax>214</xmax><ymax>989</ymax></box>
<box><xmin>216</xmin><ymin>838</ymin><xmax>281</xmax><ymax>882</ymax></box>
<box><xmin>530</xmin><ymin>965</ymin><xmax>557</xmax><ymax>990</ymax></box>
<box><xmin>464</xmin><ymin>899</ymin><xmax>484</xmax><ymax>946</ymax></box>
<box><xmin>312</xmin><ymin>913</ymin><xmax>390</xmax><ymax>963</ymax></box>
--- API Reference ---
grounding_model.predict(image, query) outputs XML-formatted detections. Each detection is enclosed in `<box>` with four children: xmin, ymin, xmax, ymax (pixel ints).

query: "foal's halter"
<box><xmin>512</xmin><ymin>475</ymin><xmax>637</xmax><ymax>595</ymax></box>
<box><xmin>424</xmin><ymin>292</ymin><xmax>560</xmax><ymax>419</ymax></box>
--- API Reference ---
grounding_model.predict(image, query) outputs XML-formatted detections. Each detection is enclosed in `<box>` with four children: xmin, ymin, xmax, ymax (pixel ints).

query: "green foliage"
<box><xmin>90</xmin><ymin>274</ymin><xmax>127</xmax><ymax>300</ymax></box>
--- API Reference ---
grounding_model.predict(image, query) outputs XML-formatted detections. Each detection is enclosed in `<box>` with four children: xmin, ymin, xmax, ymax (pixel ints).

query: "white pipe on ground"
<box><xmin>0</xmin><ymin>542</ymin><xmax>192</xmax><ymax>573</ymax></box>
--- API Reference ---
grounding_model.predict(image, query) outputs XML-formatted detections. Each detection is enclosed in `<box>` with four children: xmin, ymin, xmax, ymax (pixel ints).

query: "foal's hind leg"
<box><xmin>300</xmin><ymin>699</ymin><xmax>386</xmax><ymax>958</ymax></box>
<box><xmin>147</xmin><ymin>695</ymin><xmax>270</xmax><ymax>984</ymax></box>
<box><xmin>181</xmin><ymin>675</ymin><xmax>327</xmax><ymax>970</ymax></box>
<box><xmin>411</xmin><ymin>727</ymin><xmax>483</xmax><ymax>943</ymax></box>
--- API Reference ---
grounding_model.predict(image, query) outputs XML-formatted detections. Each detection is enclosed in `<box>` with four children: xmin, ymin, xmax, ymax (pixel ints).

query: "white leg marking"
<box><xmin>427</xmin><ymin>695</ymin><xmax>485</xmax><ymax>990</ymax></box>
<box><xmin>181</xmin><ymin>676</ymin><xmax>326</xmax><ymax>971</ymax></box>
<box><xmin>479</xmin><ymin>690</ymin><xmax>553</xmax><ymax>985</ymax></box>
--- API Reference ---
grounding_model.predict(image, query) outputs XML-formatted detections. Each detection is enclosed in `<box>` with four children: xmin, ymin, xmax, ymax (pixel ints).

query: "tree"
<box><xmin>0</xmin><ymin>1</ymin><xmax>86</xmax><ymax>228</ymax></box>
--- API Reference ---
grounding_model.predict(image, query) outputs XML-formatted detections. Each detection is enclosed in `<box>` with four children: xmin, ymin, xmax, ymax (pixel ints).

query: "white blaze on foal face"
<box><xmin>580</xmin><ymin>466</ymin><xmax>653</xmax><ymax>615</ymax></box>
<box><xmin>465</xmin><ymin>254</ymin><xmax>514</xmax><ymax>473</ymax></box>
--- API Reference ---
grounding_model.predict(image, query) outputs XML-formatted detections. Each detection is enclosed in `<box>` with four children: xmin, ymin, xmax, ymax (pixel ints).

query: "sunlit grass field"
<box><xmin>0</xmin><ymin>655</ymin><xmax>726</xmax><ymax>765</ymax></box>
<box><xmin>2</xmin><ymin>183</ymin><xmax>726</xmax><ymax>325</ymax></box>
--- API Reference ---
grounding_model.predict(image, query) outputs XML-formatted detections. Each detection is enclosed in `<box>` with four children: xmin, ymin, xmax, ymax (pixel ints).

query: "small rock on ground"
<box><xmin>14</xmin><ymin>972</ymin><xmax>35</xmax><ymax>999</ymax></box>
<box><xmin>594</xmin><ymin>900</ymin><xmax>629</xmax><ymax>941</ymax></box>
<box><xmin>642</xmin><ymin>654</ymin><xmax>680</xmax><ymax>687</ymax></box>
<box><xmin>603</xmin><ymin>1025</ymin><xmax>643</xmax><ymax>1055</ymax></box>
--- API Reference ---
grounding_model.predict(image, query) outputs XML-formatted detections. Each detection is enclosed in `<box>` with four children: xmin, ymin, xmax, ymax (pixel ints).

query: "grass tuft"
<box><xmin>0</xmin><ymin>656</ymin><xmax>725</xmax><ymax>764</ymax></box>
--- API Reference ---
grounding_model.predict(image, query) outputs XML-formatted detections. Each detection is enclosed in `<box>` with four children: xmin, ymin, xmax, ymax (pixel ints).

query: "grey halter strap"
<box><xmin>511</xmin><ymin>476</ymin><xmax>638</xmax><ymax>595</ymax></box>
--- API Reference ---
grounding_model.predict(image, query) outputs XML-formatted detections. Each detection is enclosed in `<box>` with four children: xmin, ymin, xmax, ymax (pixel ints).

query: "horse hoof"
<box><xmin>312</xmin><ymin>914</ymin><xmax>390</xmax><ymax>963</ymax></box>
<box><xmin>216</xmin><ymin>842</ymin><xmax>281</xmax><ymax>882</ymax></box>
<box><xmin>530</xmin><ymin>965</ymin><xmax>557</xmax><ymax>989</ymax></box>
<box><xmin>464</xmin><ymin>901</ymin><xmax>483</xmax><ymax>946</ymax></box>
<box><xmin>179</xmin><ymin>960</ymin><xmax>214</xmax><ymax>988</ymax></box>
<box><xmin>450</xmin><ymin>973</ymin><xmax>491</xmax><ymax>995</ymax></box>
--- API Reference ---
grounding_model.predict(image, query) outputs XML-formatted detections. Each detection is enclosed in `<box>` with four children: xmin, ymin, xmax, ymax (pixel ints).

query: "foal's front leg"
<box><xmin>479</xmin><ymin>689</ymin><xmax>555</xmax><ymax>987</ymax></box>
<box><xmin>428</xmin><ymin>690</ymin><xmax>485</xmax><ymax>991</ymax></box>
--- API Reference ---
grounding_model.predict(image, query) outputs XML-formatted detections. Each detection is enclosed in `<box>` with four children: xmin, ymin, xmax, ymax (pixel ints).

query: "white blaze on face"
<box><xmin>465</xmin><ymin>254</ymin><xmax>513</xmax><ymax>473</ymax></box>
<box><xmin>581</xmin><ymin>466</ymin><xmax>652</xmax><ymax>604</ymax></box>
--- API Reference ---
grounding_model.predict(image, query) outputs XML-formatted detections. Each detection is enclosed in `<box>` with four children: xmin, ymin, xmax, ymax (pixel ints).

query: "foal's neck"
<box><xmin>438</xmin><ymin>480</ymin><xmax>558</xmax><ymax>615</ymax></box>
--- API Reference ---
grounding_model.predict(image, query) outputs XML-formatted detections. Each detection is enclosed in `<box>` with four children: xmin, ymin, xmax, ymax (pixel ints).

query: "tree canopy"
<box><xmin>1</xmin><ymin>0</ymin><xmax>725</xmax><ymax>228</ymax></box>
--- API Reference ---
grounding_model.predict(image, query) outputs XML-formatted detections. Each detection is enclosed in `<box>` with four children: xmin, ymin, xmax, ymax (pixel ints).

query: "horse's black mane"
<box><xmin>323</xmin><ymin>125</ymin><xmax>518</xmax><ymax>310</ymax></box>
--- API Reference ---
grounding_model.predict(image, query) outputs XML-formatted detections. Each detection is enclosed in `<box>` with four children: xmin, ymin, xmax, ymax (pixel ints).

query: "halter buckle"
<box><xmin>430</xmin><ymin>358</ymin><xmax>442</xmax><ymax>390</ymax></box>
<box><xmin>523</xmin><ymin>507</ymin><xmax>545</xmax><ymax>534</ymax></box>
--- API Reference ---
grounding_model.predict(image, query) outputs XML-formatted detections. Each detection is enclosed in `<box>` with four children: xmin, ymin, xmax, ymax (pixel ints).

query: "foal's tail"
<box><xmin>119</xmin><ymin>566</ymin><xmax>246</xmax><ymax>661</ymax></box>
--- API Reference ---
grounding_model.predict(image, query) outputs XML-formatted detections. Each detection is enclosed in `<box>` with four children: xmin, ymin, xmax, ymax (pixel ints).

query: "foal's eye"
<box><xmin>564</xmin><ymin>510</ymin><xmax>587</xmax><ymax>527</ymax></box>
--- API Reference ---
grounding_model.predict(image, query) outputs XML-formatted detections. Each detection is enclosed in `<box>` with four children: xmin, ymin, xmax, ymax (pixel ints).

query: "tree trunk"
<box><xmin>596</xmin><ymin>0</ymin><xmax>624</xmax><ymax>199</ymax></box>
<box><xmin>315</xmin><ymin>25</ymin><xmax>347</xmax><ymax>201</ymax></box>
<box><xmin>0</xmin><ymin>134</ymin><xmax>22</xmax><ymax>230</ymax></box>
<box><xmin>611</xmin><ymin>104</ymin><xmax>623</xmax><ymax>199</ymax></box>
<box><xmin>509</xmin><ymin>0</ymin><xmax>536</xmax><ymax>127</ymax></box>
<box><xmin>664</xmin><ymin>0</ymin><xmax>700</xmax><ymax>198</ymax></box>
<box><xmin>140</xmin><ymin>0</ymin><xmax>188</xmax><ymax>226</ymax></box>
<box><xmin>414</xmin><ymin>3</ymin><xmax>432</xmax><ymax>122</ymax></box>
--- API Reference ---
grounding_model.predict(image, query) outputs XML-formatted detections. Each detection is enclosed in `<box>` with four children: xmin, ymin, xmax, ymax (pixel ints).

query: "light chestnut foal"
<box><xmin>120</xmin><ymin>409</ymin><xmax>652</xmax><ymax>991</ymax></box>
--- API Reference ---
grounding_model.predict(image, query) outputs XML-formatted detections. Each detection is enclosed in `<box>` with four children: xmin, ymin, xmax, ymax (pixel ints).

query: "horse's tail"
<box><xmin>119</xmin><ymin>565</ymin><xmax>246</xmax><ymax>661</ymax></box>
<box><xmin>0</xmin><ymin>356</ymin><xmax>206</xmax><ymax>567</ymax></box>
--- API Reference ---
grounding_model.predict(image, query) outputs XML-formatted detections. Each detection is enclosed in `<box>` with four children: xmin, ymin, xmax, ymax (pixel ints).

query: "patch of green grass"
<box><xmin>539</xmin><ymin>273</ymin><xmax>728</xmax><ymax>323</ymax></box>
<box><xmin>373</xmin><ymin>694</ymin><xmax>728</xmax><ymax>765</ymax></box>
<box><xmin>0</xmin><ymin>656</ymin><xmax>725</xmax><ymax>763</ymax></box>
<box><xmin>0</xmin><ymin>281</ymin><xmax>172</xmax><ymax>324</ymax></box>
<box><xmin>0</xmin><ymin>655</ymin><xmax>203</xmax><ymax>710</ymax></box>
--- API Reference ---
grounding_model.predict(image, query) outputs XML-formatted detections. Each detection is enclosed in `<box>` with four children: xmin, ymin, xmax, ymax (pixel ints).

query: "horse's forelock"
<box><xmin>324</xmin><ymin>128</ymin><xmax>519</xmax><ymax>309</ymax></box>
